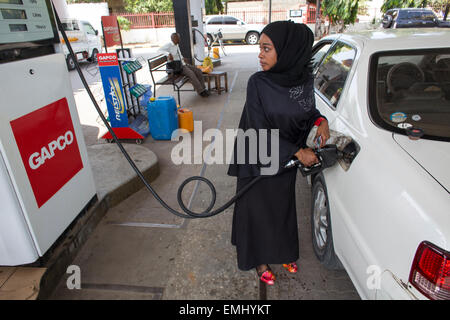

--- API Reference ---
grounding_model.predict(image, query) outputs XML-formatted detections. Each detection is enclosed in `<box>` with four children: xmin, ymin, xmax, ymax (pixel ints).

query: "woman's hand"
<box><xmin>315</xmin><ymin>119</ymin><xmax>330</xmax><ymax>148</ymax></box>
<box><xmin>295</xmin><ymin>148</ymin><xmax>319</xmax><ymax>167</ymax></box>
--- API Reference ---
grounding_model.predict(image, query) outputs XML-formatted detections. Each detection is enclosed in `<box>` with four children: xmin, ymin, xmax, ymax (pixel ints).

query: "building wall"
<box><xmin>120</xmin><ymin>28</ymin><xmax>175</xmax><ymax>45</ymax></box>
<box><xmin>67</xmin><ymin>3</ymin><xmax>109</xmax><ymax>32</ymax></box>
<box><xmin>107</xmin><ymin>0</ymin><xmax>126</xmax><ymax>13</ymax></box>
<box><xmin>227</xmin><ymin>0</ymin><xmax>308</xmax><ymax>11</ymax></box>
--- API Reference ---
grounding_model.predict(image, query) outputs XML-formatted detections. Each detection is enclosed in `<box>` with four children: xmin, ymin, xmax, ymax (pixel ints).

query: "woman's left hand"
<box><xmin>315</xmin><ymin>119</ymin><xmax>330</xmax><ymax>148</ymax></box>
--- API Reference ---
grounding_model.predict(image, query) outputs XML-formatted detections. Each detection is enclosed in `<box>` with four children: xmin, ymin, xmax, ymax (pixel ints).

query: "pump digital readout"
<box><xmin>0</xmin><ymin>0</ymin><xmax>54</xmax><ymax>43</ymax></box>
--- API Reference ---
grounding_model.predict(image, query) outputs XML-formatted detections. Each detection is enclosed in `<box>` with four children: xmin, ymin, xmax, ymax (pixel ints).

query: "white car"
<box><xmin>204</xmin><ymin>15</ymin><xmax>264</xmax><ymax>45</ymax></box>
<box><xmin>309</xmin><ymin>29</ymin><xmax>450</xmax><ymax>300</ymax></box>
<box><xmin>60</xmin><ymin>19</ymin><xmax>102</xmax><ymax>70</ymax></box>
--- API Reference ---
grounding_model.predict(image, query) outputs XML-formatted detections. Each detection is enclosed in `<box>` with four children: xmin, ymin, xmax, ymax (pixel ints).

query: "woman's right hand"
<box><xmin>295</xmin><ymin>148</ymin><xmax>319</xmax><ymax>167</ymax></box>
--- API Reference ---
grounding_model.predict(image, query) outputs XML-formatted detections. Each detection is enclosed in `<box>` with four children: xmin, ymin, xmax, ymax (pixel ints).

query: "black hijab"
<box><xmin>261</xmin><ymin>21</ymin><xmax>314</xmax><ymax>87</ymax></box>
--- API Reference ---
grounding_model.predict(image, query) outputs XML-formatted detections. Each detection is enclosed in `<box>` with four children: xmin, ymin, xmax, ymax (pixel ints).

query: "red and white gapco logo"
<box><xmin>97</xmin><ymin>53</ymin><xmax>118</xmax><ymax>67</ymax></box>
<box><xmin>10</xmin><ymin>98</ymin><xmax>83</xmax><ymax>208</ymax></box>
<box><xmin>28</xmin><ymin>130</ymin><xmax>74</xmax><ymax>170</ymax></box>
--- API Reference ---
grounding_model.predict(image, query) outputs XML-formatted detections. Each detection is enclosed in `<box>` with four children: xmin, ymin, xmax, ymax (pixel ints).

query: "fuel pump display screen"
<box><xmin>0</xmin><ymin>0</ymin><xmax>57</xmax><ymax>44</ymax></box>
<box><xmin>0</xmin><ymin>0</ymin><xmax>25</xmax><ymax>4</ymax></box>
<box><xmin>1</xmin><ymin>8</ymin><xmax>27</xmax><ymax>19</ymax></box>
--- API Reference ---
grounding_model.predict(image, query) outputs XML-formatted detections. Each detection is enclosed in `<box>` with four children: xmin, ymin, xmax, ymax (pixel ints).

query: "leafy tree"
<box><xmin>322</xmin><ymin>0</ymin><xmax>360</xmax><ymax>32</ymax></box>
<box><xmin>124</xmin><ymin>0</ymin><xmax>173</xmax><ymax>13</ymax></box>
<box><xmin>117</xmin><ymin>16</ymin><xmax>131</xmax><ymax>31</ymax></box>
<box><xmin>205</xmin><ymin>0</ymin><xmax>224</xmax><ymax>15</ymax></box>
<box><xmin>381</xmin><ymin>0</ymin><xmax>448</xmax><ymax>20</ymax></box>
<box><xmin>66</xmin><ymin>0</ymin><xmax>104</xmax><ymax>3</ymax></box>
<box><xmin>381</xmin><ymin>0</ymin><xmax>428</xmax><ymax>12</ymax></box>
<box><xmin>430</xmin><ymin>0</ymin><xmax>450</xmax><ymax>20</ymax></box>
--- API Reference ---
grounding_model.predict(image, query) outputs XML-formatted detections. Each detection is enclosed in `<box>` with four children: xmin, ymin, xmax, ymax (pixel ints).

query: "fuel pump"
<box><xmin>0</xmin><ymin>0</ymin><xmax>96</xmax><ymax>266</ymax></box>
<box><xmin>172</xmin><ymin>0</ymin><xmax>206</xmax><ymax>65</ymax></box>
<box><xmin>190</xmin><ymin>0</ymin><xmax>206</xmax><ymax>64</ymax></box>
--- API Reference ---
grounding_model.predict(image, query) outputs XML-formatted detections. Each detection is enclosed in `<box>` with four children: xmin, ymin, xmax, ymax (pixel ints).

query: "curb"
<box><xmin>36</xmin><ymin>152</ymin><xmax>160</xmax><ymax>300</ymax></box>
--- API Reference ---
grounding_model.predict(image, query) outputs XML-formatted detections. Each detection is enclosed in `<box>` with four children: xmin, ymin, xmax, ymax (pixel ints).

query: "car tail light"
<box><xmin>409</xmin><ymin>241</ymin><xmax>450</xmax><ymax>300</ymax></box>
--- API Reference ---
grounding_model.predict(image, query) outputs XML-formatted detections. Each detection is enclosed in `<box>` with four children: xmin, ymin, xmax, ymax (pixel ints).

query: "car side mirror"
<box><xmin>95</xmin><ymin>30</ymin><xmax>98</xmax><ymax>36</ymax></box>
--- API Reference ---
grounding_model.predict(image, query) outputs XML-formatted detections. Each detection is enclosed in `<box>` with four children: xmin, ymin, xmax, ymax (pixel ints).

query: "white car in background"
<box><xmin>60</xmin><ymin>19</ymin><xmax>102</xmax><ymax>70</ymax></box>
<box><xmin>204</xmin><ymin>15</ymin><xmax>264</xmax><ymax>45</ymax></box>
<box><xmin>309</xmin><ymin>29</ymin><xmax>450</xmax><ymax>300</ymax></box>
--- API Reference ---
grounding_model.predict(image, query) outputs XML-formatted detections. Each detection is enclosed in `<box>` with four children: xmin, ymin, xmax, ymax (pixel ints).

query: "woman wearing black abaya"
<box><xmin>228</xmin><ymin>21</ymin><xmax>330</xmax><ymax>285</ymax></box>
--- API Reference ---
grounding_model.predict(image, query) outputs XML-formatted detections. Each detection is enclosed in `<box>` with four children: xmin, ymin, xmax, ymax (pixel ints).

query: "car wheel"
<box><xmin>382</xmin><ymin>15</ymin><xmax>393</xmax><ymax>28</ymax></box>
<box><xmin>90</xmin><ymin>49</ymin><xmax>99</xmax><ymax>63</ymax></box>
<box><xmin>66</xmin><ymin>55</ymin><xmax>76</xmax><ymax>70</ymax></box>
<box><xmin>311</xmin><ymin>174</ymin><xmax>343</xmax><ymax>270</ymax></box>
<box><xmin>245</xmin><ymin>32</ymin><xmax>259</xmax><ymax>45</ymax></box>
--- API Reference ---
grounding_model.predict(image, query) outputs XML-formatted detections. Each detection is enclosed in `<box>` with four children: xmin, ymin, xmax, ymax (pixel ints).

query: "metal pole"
<box><xmin>314</xmin><ymin>0</ymin><xmax>321</xmax><ymax>38</ymax></box>
<box><xmin>268</xmin><ymin>0</ymin><xmax>272</xmax><ymax>24</ymax></box>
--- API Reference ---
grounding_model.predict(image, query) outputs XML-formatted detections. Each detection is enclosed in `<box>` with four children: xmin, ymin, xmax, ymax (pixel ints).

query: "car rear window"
<box><xmin>369</xmin><ymin>49</ymin><xmax>450</xmax><ymax>141</ymax></box>
<box><xmin>61</xmin><ymin>21</ymin><xmax>79</xmax><ymax>31</ymax></box>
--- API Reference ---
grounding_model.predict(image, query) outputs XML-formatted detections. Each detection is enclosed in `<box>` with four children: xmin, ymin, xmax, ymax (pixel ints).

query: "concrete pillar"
<box><xmin>172</xmin><ymin>0</ymin><xmax>193</xmax><ymax>63</ymax></box>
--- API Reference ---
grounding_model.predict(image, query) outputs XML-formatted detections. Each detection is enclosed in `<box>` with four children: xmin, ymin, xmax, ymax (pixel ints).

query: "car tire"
<box><xmin>245</xmin><ymin>32</ymin><xmax>259</xmax><ymax>45</ymax></box>
<box><xmin>382</xmin><ymin>15</ymin><xmax>393</xmax><ymax>28</ymax></box>
<box><xmin>89</xmin><ymin>49</ymin><xmax>99</xmax><ymax>63</ymax></box>
<box><xmin>311</xmin><ymin>174</ymin><xmax>343</xmax><ymax>270</ymax></box>
<box><xmin>66</xmin><ymin>55</ymin><xmax>76</xmax><ymax>71</ymax></box>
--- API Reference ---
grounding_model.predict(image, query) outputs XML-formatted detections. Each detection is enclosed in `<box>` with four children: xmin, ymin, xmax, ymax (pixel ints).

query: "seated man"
<box><xmin>158</xmin><ymin>33</ymin><xmax>210</xmax><ymax>97</ymax></box>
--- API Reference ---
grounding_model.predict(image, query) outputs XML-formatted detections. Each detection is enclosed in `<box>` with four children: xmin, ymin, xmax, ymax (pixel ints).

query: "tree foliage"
<box><xmin>430</xmin><ymin>0</ymin><xmax>450</xmax><ymax>20</ymax></box>
<box><xmin>381</xmin><ymin>0</ymin><xmax>428</xmax><ymax>12</ymax></box>
<box><xmin>66</xmin><ymin>0</ymin><xmax>104</xmax><ymax>3</ymax></box>
<box><xmin>124</xmin><ymin>0</ymin><xmax>173</xmax><ymax>13</ymax></box>
<box><xmin>117</xmin><ymin>16</ymin><xmax>131</xmax><ymax>31</ymax></box>
<box><xmin>205</xmin><ymin>0</ymin><xmax>224</xmax><ymax>15</ymax></box>
<box><xmin>322</xmin><ymin>0</ymin><xmax>359</xmax><ymax>31</ymax></box>
<box><xmin>381</xmin><ymin>0</ymin><xmax>449</xmax><ymax>20</ymax></box>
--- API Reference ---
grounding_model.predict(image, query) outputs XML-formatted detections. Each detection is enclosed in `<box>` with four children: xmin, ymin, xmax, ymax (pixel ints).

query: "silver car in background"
<box><xmin>204</xmin><ymin>15</ymin><xmax>264</xmax><ymax>45</ymax></box>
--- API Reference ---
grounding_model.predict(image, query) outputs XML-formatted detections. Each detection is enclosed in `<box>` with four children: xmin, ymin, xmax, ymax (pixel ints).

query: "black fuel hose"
<box><xmin>54</xmin><ymin>8</ymin><xmax>266</xmax><ymax>219</ymax></box>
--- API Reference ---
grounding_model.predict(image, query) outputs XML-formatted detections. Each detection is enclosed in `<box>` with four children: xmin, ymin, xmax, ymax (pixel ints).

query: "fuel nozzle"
<box><xmin>284</xmin><ymin>145</ymin><xmax>340</xmax><ymax>176</ymax></box>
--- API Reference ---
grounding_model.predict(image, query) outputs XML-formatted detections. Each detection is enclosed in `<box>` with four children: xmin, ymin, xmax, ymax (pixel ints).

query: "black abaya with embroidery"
<box><xmin>227</xmin><ymin>71</ymin><xmax>323</xmax><ymax>271</ymax></box>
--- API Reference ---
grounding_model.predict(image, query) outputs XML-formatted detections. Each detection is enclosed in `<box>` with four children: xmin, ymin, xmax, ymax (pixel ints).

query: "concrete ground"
<box><xmin>48</xmin><ymin>45</ymin><xmax>360</xmax><ymax>300</ymax></box>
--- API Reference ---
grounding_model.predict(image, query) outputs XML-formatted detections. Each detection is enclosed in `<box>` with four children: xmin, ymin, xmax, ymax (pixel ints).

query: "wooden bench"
<box><xmin>148</xmin><ymin>54</ymin><xmax>194</xmax><ymax>106</ymax></box>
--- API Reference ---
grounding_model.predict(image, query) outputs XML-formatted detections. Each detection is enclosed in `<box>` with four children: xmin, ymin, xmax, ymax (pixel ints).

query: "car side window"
<box><xmin>413</xmin><ymin>11</ymin><xmax>423</xmax><ymax>21</ymax></box>
<box><xmin>83</xmin><ymin>22</ymin><xmax>96</xmax><ymax>35</ymax></box>
<box><xmin>83</xmin><ymin>23</ymin><xmax>96</xmax><ymax>36</ymax></box>
<box><xmin>208</xmin><ymin>17</ymin><xmax>223</xmax><ymax>25</ymax></box>
<box><xmin>398</xmin><ymin>10</ymin><xmax>408</xmax><ymax>20</ymax></box>
<box><xmin>73</xmin><ymin>21</ymin><xmax>80</xmax><ymax>30</ymax></box>
<box><xmin>311</xmin><ymin>42</ymin><xmax>333</xmax><ymax>74</ymax></box>
<box><xmin>224</xmin><ymin>17</ymin><xmax>238</xmax><ymax>25</ymax></box>
<box><xmin>314</xmin><ymin>41</ymin><xmax>356</xmax><ymax>108</ymax></box>
<box><xmin>423</xmin><ymin>11</ymin><xmax>436</xmax><ymax>21</ymax></box>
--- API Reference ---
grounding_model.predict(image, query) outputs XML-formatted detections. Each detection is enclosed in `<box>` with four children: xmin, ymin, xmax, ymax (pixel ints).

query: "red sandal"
<box><xmin>282</xmin><ymin>262</ymin><xmax>298</xmax><ymax>273</ymax></box>
<box><xmin>257</xmin><ymin>266</ymin><xmax>276</xmax><ymax>285</ymax></box>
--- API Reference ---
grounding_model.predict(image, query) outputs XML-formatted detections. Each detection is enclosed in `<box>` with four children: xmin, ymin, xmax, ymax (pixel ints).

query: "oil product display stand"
<box><xmin>98</xmin><ymin>52</ymin><xmax>151</xmax><ymax>144</ymax></box>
